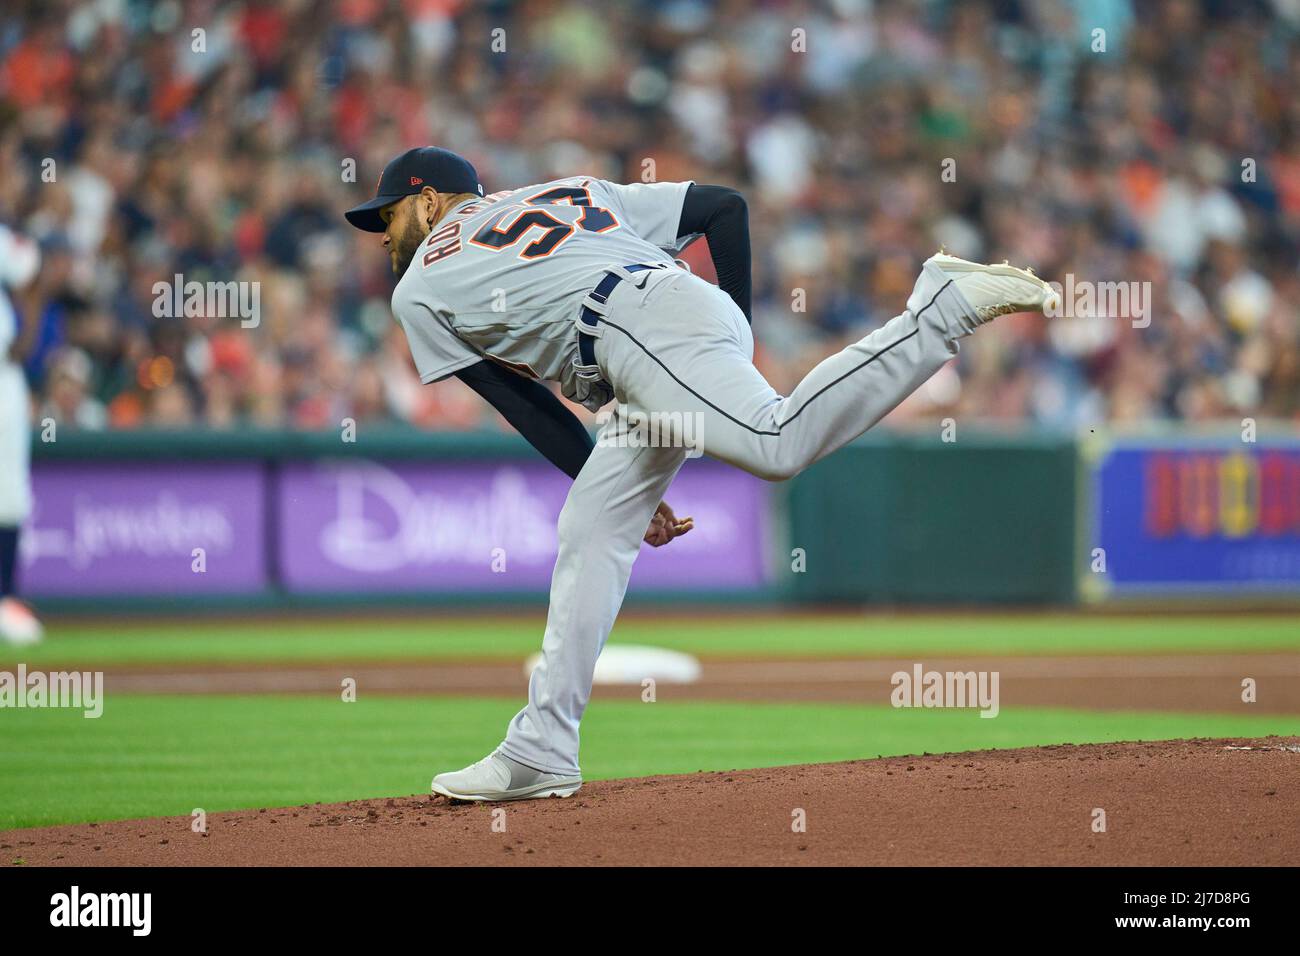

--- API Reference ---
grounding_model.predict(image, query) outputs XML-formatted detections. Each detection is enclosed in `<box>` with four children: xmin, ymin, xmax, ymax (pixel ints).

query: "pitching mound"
<box><xmin>6</xmin><ymin>738</ymin><xmax>1296</xmax><ymax>866</ymax></box>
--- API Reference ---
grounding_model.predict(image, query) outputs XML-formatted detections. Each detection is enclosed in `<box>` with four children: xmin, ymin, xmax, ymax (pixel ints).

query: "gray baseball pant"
<box><xmin>499</xmin><ymin>262</ymin><xmax>978</xmax><ymax>774</ymax></box>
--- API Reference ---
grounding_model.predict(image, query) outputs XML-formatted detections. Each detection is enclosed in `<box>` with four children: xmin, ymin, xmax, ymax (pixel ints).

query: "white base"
<box><xmin>524</xmin><ymin>643</ymin><xmax>702</xmax><ymax>685</ymax></box>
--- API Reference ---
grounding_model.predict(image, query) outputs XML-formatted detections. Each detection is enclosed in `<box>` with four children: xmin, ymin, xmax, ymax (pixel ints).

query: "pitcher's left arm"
<box><xmin>674</xmin><ymin>183</ymin><xmax>751</xmax><ymax>323</ymax></box>
<box><xmin>593</xmin><ymin>179</ymin><xmax>752</xmax><ymax>323</ymax></box>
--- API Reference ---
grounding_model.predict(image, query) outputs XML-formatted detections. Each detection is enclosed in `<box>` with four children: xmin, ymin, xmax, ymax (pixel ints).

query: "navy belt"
<box><xmin>577</xmin><ymin>263</ymin><xmax>664</xmax><ymax>369</ymax></box>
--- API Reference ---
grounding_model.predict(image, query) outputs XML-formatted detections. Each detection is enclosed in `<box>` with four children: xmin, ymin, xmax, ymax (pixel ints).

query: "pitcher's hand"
<box><xmin>644</xmin><ymin>501</ymin><xmax>694</xmax><ymax>548</ymax></box>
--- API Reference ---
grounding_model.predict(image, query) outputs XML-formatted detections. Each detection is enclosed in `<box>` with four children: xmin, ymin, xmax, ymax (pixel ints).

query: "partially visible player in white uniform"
<box><xmin>0</xmin><ymin>223</ymin><xmax>44</xmax><ymax>645</ymax></box>
<box><xmin>346</xmin><ymin>148</ymin><xmax>1055</xmax><ymax>800</ymax></box>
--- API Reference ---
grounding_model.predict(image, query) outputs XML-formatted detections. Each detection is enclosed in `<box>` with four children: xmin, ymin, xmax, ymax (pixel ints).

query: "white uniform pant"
<box><xmin>0</xmin><ymin>361</ymin><xmax>32</xmax><ymax>526</ymax></box>
<box><xmin>500</xmin><ymin>262</ymin><xmax>977</xmax><ymax>774</ymax></box>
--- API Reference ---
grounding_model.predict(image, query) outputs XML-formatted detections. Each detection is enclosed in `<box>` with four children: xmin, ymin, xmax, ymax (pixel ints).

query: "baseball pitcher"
<box><xmin>345</xmin><ymin>147</ymin><xmax>1054</xmax><ymax>801</ymax></box>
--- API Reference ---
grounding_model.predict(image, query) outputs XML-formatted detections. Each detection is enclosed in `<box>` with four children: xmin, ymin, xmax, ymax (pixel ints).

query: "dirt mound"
<box><xmin>6</xmin><ymin>738</ymin><xmax>1296</xmax><ymax>866</ymax></box>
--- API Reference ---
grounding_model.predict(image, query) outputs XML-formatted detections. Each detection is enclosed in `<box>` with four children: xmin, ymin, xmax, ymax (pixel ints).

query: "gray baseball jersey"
<box><xmin>390</xmin><ymin>177</ymin><xmax>693</xmax><ymax>403</ymax></box>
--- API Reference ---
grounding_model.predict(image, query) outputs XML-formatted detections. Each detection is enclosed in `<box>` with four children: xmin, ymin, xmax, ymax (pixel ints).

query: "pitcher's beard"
<box><xmin>390</xmin><ymin>219</ymin><xmax>427</xmax><ymax>275</ymax></box>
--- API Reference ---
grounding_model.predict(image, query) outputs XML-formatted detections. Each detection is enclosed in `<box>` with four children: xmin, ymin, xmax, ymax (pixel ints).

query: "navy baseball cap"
<box><xmin>344</xmin><ymin>147</ymin><xmax>483</xmax><ymax>232</ymax></box>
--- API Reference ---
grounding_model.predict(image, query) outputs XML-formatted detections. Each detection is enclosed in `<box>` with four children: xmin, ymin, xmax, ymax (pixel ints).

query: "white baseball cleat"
<box><xmin>925</xmin><ymin>251</ymin><xmax>1059</xmax><ymax>326</ymax></box>
<box><xmin>431</xmin><ymin>751</ymin><xmax>582</xmax><ymax>802</ymax></box>
<box><xmin>0</xmin><ymin>598</ymin><xmax>43</xmax><ymax>646</ymax></box>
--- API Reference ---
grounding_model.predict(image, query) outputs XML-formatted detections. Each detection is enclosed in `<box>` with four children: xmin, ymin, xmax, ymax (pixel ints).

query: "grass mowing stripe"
<box><xmin>3</xmin><ymin>614</ymin><xmax>1298</xmax><ymax>667</ymax></box>
<box><xmin>2</xmin><ymin>694</ymin><xmax>1296</xmax><ymax>830</ymax></box>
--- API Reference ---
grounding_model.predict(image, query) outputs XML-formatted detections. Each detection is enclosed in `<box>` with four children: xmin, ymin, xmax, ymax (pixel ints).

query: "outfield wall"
<box><xmin>25</xmin><ymin>430</ymin><xmax>773</xmax><ymax>606</ymax></box>
<box><xmin>784</xmin><ymin>432</ymin><xmax>1078</xmax><ymax>604</ymax></box>
<box><xmin>25</xmin><ymin>428</ymin><xmax>1300</xmax><ymax>608</ymax></box>
<box><xmin>1079</xmin><ymin>432</ymin><xmax>1300</xmax><ymax>602</ymax></box>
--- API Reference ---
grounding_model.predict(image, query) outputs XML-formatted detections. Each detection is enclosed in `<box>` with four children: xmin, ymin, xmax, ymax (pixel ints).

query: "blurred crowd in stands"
<box><xmin>3</xmin><ymin>0</ymin><xmax>1298</xmax><ymax>433</ymax></box>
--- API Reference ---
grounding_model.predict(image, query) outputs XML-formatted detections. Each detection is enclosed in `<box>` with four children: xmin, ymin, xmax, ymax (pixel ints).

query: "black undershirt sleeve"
<box><xmin>454</xmin><ymin>360</ymin><xmax>594</xmax><ymax>479</ymax></box>
<box><xmin>676</xmin><ymin>183</ymin><xmax>753</xmax><ymax>323</ymax></box>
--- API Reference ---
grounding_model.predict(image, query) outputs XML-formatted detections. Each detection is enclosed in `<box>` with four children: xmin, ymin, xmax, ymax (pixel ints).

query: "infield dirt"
<box><xmin>93</xmin><ymin>652</ymin><xmax>1300</xmax><ymax>713</ymax></box>
<box><xmin>6</xmin><ymin>737</ymin><xmax>1296</xmax><ymax>866</ymax></box>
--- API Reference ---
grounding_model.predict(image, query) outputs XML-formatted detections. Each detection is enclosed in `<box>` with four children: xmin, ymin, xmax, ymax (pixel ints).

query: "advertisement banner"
<box><xmin>276</xmin><ymin>458</ymin><xmax>772</xmax><ymax>593</ymax></box>
<box><xmin>25</xmin><ymin>462</ymin><xmax>268</xmax><ymax>596</ymax></box>
<box><xmin>1085</xmin><ymin>437</ymin><xmax>1300</xmax><ymax>598</ymax></box>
